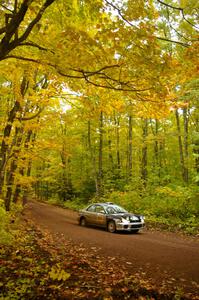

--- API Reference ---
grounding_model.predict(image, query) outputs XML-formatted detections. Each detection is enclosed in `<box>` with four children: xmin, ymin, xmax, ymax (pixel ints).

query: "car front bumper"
<box><xmin>115</xmin><ymin>222</ymin><xmax>145</xmax><ymax>231</ymax></box>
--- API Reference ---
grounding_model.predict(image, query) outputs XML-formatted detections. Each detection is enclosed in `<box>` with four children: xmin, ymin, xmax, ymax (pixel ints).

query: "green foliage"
<box><xmin>0</xmin><ymin>228</ymin><xmax>51</xmax><ymax>299</ymax></box>
<box><xmin>97</xmin><ymin>185</ymin><xmax>199</xmax><ymax>235</ymax></box>
<box><xmin>0</xmin><ymin>0</ymin><xmax>198</xmax><ymax>233</ymax></box>
<box><xmin>62</xmin><ymin>198</ymin><xmax>87</xmax><ymax>211</ymax></box>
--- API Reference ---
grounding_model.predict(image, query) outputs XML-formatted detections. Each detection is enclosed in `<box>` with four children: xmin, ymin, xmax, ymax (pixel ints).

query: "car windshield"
<box><xmin>106</xmin><ymin>205</ymin><xmax>127</xmax><ymax>214</ymax></box>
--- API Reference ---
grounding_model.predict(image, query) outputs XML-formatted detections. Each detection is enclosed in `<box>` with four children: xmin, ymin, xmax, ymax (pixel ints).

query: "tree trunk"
<box><xmin>108</xmin><ymin>127</ymin><xmax>114</xmax><ymax>170</ymax></box>
<box><xmin>13</xmin><ymin>130</ymin><xmax>33</xmax><ymax>204</ymax></box>
<box><xmin>97</xmin><ymin>111</ymin><xmax>103</xmax><ymax>197</ymax></box>
<box><xmin>5</xmin><ymin>127</ymin><xmax>23</xmax><ymax>210</ymax></box>
<box><xmin>183</xmin><ymin>107</ymin><xmax>189</xmax><ymax>183</ymax></box>
<box><xmin>154</xmin><ymin>119</ymin><xmax>159</xmax><ymax>168</ymax></box>
<box><xmin>127</xmin><ymin>114</ymin><xmax>133</xmax><ymax>180</ymax></box>
<box><xmin>175</xmin><ymin>109</ymin><xmax>187</xmax><ymax>183</ymax></box>
<box><xmin>150</xmin><ymin>119</ymin><xmax>160</xmax><ymax>181</ymax></box>
<box><xmin>0</xmin><ymin>75</ymin><xmax>28</xmax><ymax>199</ymax></box>
<box><xmin>193</xmin><ymin>115</ymin><xmax>199</xmax><ymax>179</ymax></box>
<box><xmin>141</xmin><ymin>119</ymin><xmax>148</xmax><ymax>187</ymax></box>
<box><xmin>88</xmin><ymin>120</ymin><xmax>98</xmax><ymax>193</ymax></box>
<box><xmin>114</xmin><ymin>115</ymin><xmax>121</xmax><ymax>171</ymax></box>
<box><xmin>0</xmin><ymin>100</ymin><xmax>21</xmax><ymax>196</ymax></box>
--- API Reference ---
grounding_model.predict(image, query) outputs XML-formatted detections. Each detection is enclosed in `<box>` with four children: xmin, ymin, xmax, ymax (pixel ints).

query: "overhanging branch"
<box><xmin>156</xmin><ymin>36</ymin><xmax>189</xmax><ymax>47</ymax></box>
<box><xmin>5</xmin><ymin>55</ymin><xmax>152</xmax><ymax>93</ymax></box>
<box><xmin>156</xmin><ymin>0</ymin><xmax>182</xmax><ymax>11</ymax></box>
<box><xmin>156</xmin><ymin>0</ymin><xmax>199</xmax><ymax>30</ymax></box>
<box><xmin>0</xmin><ymin>0</ymin><xmax>56</xmax><ymax>61</ymax></box>
<box><xmin>19</xmin><ymin>107</ymin><xmax>44</xmax><ymax>121</ymax></box>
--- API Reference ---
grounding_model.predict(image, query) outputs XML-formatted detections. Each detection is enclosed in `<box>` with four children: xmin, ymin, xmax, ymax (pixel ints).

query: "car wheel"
<box><xmin>80</xmin><ymin>217</ymin><xmax>86</xmax><ymax>227</ymax></box>
<box><xmin>107</xmin><ymin>220</ymin><xmax>116</xmax><ymax>233</ymax></box>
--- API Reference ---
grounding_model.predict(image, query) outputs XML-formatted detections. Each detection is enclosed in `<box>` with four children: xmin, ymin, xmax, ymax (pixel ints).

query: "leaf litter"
<box><xmin>0</xmin><ymin>218</ymin><xmax>198</xmax><ymax>300</ymax></box>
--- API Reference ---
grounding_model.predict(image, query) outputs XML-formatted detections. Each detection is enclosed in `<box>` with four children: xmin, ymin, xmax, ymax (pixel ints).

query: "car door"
<box><xmin>84</xmin><ymin>205</ymin><xmax>97</xmax><ymax>225</ymax></box>
<box><xmin>95</xmin><ymin>205</ymin><xmax>106</xmax><ymax>227</ymax></box>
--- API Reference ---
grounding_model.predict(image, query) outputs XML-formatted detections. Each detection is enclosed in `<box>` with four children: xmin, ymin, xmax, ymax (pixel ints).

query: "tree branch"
<box><xmin>17</xmin><ymin>0</ymin><xmax>55</xmax><ymax>44</ymax></box>
<box><xmin>71</xmin><ymin>64</ymin><xmax>121</xmax><ymax>77</ymax></box>
<box><xmin>105</xmin><ymin>0</ymin><xmax>195</xmax><ymax>46</ymax></box>
<box><xmin>156</xmin><ymin>36</ymin><xmax>189</xmax><ymax>47</ymax></box>
<box><xmin>18</xmin><ymin>107</ymin><xmax>44</xmax><ymax>121</ymax></box>
<box><xmin>0</xmin><ymin>0</ymin><xmax>32</xmax><ymax>60</ymax></box>
<box><xmin>0</xmin><ymin>0</ymin><xmax>56</xmax><ymax>61</ymax></box>
<box><xmin>0</xmin><ymin>4</ymin><xmax>14</xmax><ymax>13</ymax></box>
<box><xmin>156</xmin><ymin>0</ymin><xmax>182</xmax><ymax>11</ymax></box>
<box><xmin>18</xmin><ymin>41</ymin><xmax>55</xmax><ymax>53</ymax></box>
<box><xmin>181</xmin><ymin>11</ymin><xmax>199</xmax><ymax>30</ymax></box>
<box><xmin>157</xmin><ymin>0</ymin><xmax>199</xmax><ymax>30</ymax></box>
<box><xmin>5</xmin><ymin>55</ymin><xmax>152</xmax><ymax>93</ymax></box>
<box><xmin>104</xmin><ymin>0</ymin><xmax>138</xmax><ymax>29</ymax></box>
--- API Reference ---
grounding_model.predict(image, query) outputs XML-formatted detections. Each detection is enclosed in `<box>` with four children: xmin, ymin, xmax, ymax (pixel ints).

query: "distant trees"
<box><xmin>31</xmin><ymin>92</ymin><xmax>198</xmax><ymax>203</ymax></box>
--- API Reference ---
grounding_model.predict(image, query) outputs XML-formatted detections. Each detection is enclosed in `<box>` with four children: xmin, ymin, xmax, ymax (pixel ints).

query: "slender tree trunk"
<box><xmin>60</xmin><ymin>146</ymin><xmax>68</xmax><ymax>201</ymax></box>
<box><xmin>183</xmin><ymin>108</ymin><xmax>189</xmax><ymax>183</ymax></box>
<box><xmin>154</xmin><ymin>119</ymin><xmax>159</xmax><ymax>173</ymax></box>
<box><xmin>5</xmin><ymin>159</ymin><xmax>17</xmax><ymax>211</ymax></box>
<box><xmin>13</xmin><ymin>182</ymin><xmax>21</xmax><ymax>204</ymax></box>
<box><xmin>108</xmin><ymin>127</ymin><xmax>114</xmax><ymax>170</ymax></box>
<box><xmin>175</xmin><ymin>109</ymin><xmax>187</xmax><ymax>183</ymax></box>
<box><xmin>88</xmin><ymin>120</ymin><xmax>98</xmax><ymax>193</ymax></box>
<box><xmin>13</xmin><ymin>130</ymin><xmax>33</xmax><ymax>204</ymax></box>
<box><xmin>115</xmin><ymin>115</ymin><xmax>121</xmax><ymax>170</ymax></box>
<box><xmin>67</xmin><ymin>157</ymin><xmax>73</xmax><ymax>200</ymax></box>
<box><xmin>97</xmin><ymin>111</ymin><xmax>103</xmax><ymax>197</ymax></box>
<box><xmin>150</xmin><ymin>119</ymin><xmax>160</xmax><ymax>179</ymax></box>
<box><xmin>127</xmin><ymin>114</ymin><xmax>133</xmax><ymax>180</ymax></box>
<box><xmin>22</xmin><ymin>160</ymin><xmax>32</xmax><ymax>205</ymax></box>
<box><xmin>193</xmin><ymin>115</ymin><xmax>199</xmax><ymax>180</ymax></box>
<box><xmin>141</xmin><ymin>119</ymin><xmax>148</xmax><ymax>187</ymax></box>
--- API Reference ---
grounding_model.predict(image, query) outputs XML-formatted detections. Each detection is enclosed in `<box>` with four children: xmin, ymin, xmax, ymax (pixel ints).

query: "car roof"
<box><xmin>89</xmin><ymin>202</ymin><xmax>115</xmax><ymax>206</ymax></box>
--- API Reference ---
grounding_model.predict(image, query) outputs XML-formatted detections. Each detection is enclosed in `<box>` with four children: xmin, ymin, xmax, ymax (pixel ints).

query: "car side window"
<box><xmin>95</xmin><ymin>206</ymin><xmax>105</xmax><ymax>214</ymax></box>
<box><xmin>107</xmin><ymin>207</ymin><xmax>115</xmax><ymax>214</ymax></box>
<box><xmin>87</xmin><ymin>205</ymin><xmax>96</xmax><ymax>212</ymax></box>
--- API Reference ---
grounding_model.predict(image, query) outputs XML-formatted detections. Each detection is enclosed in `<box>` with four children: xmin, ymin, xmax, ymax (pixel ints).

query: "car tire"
<box><xmin>80</xmin><ymin>217</ymin><xmax>86</xmax><ymax>227</ymax></box>
<box><xmin>107</xmin><ymin>220</ymin><xmax>116</xmax><ymax>233</ymax></box>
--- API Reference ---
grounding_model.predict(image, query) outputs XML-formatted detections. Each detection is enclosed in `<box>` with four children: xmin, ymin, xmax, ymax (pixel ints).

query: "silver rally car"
<box><xmin>78</xmin><ymin>202</ymin><xmax>145</xmax><ymax>233</ymax></box>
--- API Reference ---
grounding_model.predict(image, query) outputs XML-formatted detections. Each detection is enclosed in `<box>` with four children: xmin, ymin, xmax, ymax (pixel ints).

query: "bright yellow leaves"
<box><xmin>49</xmin><ymin>265</ymin><xmax>71</xmax><ymax>281</ymax></box>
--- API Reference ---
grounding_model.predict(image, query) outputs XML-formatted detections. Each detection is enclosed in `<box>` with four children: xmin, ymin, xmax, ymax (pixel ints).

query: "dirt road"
<box><xmin>24</xmin><ymin>200</ymin><xmax>199</xmax><ymax>293</ymax></box>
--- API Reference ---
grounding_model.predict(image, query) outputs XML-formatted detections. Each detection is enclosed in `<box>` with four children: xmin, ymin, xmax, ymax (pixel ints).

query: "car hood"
<box><xmin>108</xmin><ymin>213</ymin><xmax>142</xmax><ymax>220</ymax></box>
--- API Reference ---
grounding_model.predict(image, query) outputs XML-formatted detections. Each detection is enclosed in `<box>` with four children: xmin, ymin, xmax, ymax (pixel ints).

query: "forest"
<box><xmin>0</xmin><ymin>0</ymin><xmax>199</xmax><ymax>232</ymax></box>
<box><xmin>0</xmin><ymin>1</ymin><xmax>199</xmax><ymax>299</ymax></box>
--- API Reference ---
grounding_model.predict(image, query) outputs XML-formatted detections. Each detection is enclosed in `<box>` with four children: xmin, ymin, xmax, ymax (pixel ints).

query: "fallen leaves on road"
<box><xmin>0</xmin><ymin>218</ymin><xmax>198</xmax><ymax>300</ymax></box>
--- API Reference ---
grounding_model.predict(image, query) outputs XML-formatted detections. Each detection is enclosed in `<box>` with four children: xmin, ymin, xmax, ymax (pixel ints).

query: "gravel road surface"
<box><xmin>24</xmin><ymin>200</ymin><xmax>199</xmax><ymax>294</ymax></box>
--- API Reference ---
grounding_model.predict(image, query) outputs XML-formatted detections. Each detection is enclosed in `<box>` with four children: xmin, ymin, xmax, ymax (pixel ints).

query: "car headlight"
<box><xmin>114</xmin><ymin>217</ymin><xmax>128</xmax><ymax>223</ymax></box>
<box><xmin>121</xmin><ymin>217</ymin><xmax>130</xmax><ymax>223</ymax></box>
<box><xmin>140</xmin><ymin>216</ymin><xmax>145</xmax><ymax>222</ymax></box>
<box><xmin>114</xmin><ymin>218</ymin><xmax>122</xmax><ymax>223</ymax></box>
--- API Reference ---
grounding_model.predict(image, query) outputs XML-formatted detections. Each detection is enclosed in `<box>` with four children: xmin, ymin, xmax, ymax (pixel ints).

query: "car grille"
<box><xmin>130</xmin><ymin>224</ymin><xmax>142</xmax><ymax>228</ymax></box>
